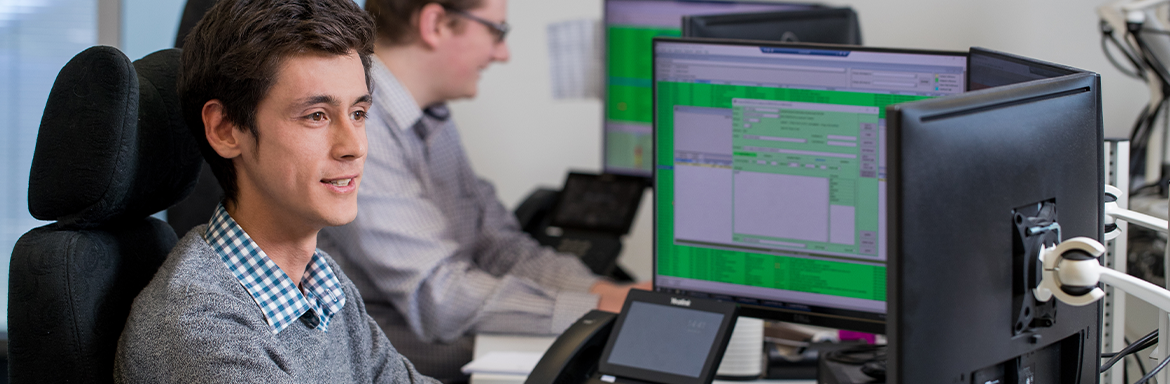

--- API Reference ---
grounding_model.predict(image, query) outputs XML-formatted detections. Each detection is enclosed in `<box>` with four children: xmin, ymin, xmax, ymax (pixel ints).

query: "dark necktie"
<box><xmin>415</xmin><ymin>104</ymin><xmax>451</xmax><ymax>141</ymax></box>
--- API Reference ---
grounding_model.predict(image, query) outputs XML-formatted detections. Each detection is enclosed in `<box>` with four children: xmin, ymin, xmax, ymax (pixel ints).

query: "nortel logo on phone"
<box><xmin>670</xmin><ymin>297</ymin><xmax>691</xmax><ymax>307</ymax></box>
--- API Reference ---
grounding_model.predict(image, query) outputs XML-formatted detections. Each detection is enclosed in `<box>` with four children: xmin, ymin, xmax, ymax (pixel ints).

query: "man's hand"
<box><xmin>590</xmin><ymin>280</ymin><xmax>653</xmax><ymax>313</ymax></box>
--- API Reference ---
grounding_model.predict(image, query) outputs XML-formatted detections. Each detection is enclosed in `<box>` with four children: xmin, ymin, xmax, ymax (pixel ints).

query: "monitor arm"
<box><xmin>1035</xmin><ymin>236</ymin><xmax>1170</xmax><ymax>384</ymax></box>
<box><xmin>1033</xmin><ymin>236</ymin><xmax>1170</xmax><ymax>311</ymax></box>
<box><xmin>1105</xmin><ymin>185</ymin><xmax>1168</xmax><ymax>235</ymax></box>
<box><xmin>1032</xmin><ymin>236</ymin><xmax>1170</xmax><ymax>383</ymax></box>
<box><xmin>1037</xmin><ymin>184</ymin><xmax>1170</xmax><ymax>383</ymax></box>
<box><xmin>1035</xmin><ymin>185</ymin><xmax>1170</xmax><ymax>308</ymax></box>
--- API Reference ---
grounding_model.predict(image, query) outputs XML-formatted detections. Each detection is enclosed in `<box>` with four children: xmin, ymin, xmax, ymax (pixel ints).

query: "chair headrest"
<box><xmin>28</xmin><ymin>46</ymin><xmax>202</xmax><ymax>227</ymax></box>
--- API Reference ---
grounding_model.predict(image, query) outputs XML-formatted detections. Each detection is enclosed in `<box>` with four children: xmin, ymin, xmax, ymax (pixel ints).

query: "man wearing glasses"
<box><xmin>318</xmin><ymin>0</ymin><xmax>649</xmax><ymax>381</ymax></box>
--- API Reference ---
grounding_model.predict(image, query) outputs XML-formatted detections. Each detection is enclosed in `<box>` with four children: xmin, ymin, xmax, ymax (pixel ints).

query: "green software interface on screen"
<box><xmin>608</xmin><ymin>26</ymin><xmax>678</xmax><ymax>125</ymax></box>
<box><xmin>653</xmin><ymin>41</ymin><xmax>966</xmax><ymax>316</ymax></box>
<box><xmin>603</xmin><ymin>0</ymin><xmax>805</xmax><ymax>176</ymax></box>
<box><xmin>606</xmin><ymin>26</ymin><xmax>673</xmax><ymax>174</ymax></box>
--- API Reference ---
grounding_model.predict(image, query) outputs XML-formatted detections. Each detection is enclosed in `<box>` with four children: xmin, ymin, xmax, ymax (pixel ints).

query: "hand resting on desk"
<box><xmin>590</xmin><ymin>281</ymin><xmax>653</xmax><ymax>313</ymax></box>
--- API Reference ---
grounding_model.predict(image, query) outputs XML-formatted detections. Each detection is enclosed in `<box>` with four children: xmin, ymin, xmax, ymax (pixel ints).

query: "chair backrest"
<box><xmin>8</xmin><ymin>46</ymin><xmax>202</xmax><ymax>383</ymax></box>
<box><xmin>175</xmin><ymin>0</ymin><xmax>219</xmax><ymax>49</ymax></box>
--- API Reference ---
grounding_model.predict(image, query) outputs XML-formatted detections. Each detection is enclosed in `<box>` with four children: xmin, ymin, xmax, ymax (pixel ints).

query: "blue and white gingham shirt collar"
<box><xmin>370</xmin><ymin>56</ymin><xmax>424</xmax><ymax>133</ymax></box>
<box><xmin>204</xmin><ymin>204</ymin><xmax>346</xmax><ymax>334</ymax></box>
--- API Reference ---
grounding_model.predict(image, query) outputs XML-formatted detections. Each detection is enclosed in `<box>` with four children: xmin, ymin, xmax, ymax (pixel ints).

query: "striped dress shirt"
<box><xmin>318</xmin><ymin>57</ymin><xmax>600</xmax><ymax>346</ymax></box>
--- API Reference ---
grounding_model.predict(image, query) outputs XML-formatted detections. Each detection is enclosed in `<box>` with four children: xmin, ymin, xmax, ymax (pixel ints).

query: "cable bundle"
<box><xmin>1101</xmin><ymin>16</ymin><xmax>1170</xmax><ymax>193</ymax></box>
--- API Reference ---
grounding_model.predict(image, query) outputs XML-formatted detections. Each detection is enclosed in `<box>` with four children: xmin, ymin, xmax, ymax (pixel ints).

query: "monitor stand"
<box><xmin>817</xmin><ymin>347</ymin><xmax>886</xmax><ymax>384</ymax></box>
<box><xmin>760</xmin><ymin>324</ymin><xmax>882</xmax><ymax>382</ymax></box>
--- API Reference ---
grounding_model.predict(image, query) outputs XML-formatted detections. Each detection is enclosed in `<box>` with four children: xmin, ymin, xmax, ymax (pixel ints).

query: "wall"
<box><xmin>450</xmin><ymin>0</ymin><xmax>1148</xmax><ymax>281</ymax></box>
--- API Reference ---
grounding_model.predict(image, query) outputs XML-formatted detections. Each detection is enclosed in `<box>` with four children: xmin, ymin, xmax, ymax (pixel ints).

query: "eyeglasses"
<box><xmin>444</xmin><ymin>7</ymin><xmax>510</xmax><ymax>43</ymax></box>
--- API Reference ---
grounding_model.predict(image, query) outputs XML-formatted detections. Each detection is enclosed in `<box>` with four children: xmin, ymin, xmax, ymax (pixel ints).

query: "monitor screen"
<box><xmin>652</xmin><ymin>38</ymin><xmax>967</xmax><ymax>332</ymax></box>
<box><xmin>603</xmin><ymin>0</ymin><xmax>812</xmax><ymax>177</ymax></box>
<box><xmin>550</xmin><ymin>172</ymin><xmax>646</xmax><ymax>234</ymax></box>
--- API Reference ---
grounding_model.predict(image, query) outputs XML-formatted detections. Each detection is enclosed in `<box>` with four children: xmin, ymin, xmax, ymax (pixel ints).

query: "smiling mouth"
<box><xmin>322</xmin><ymin>177</ymin><xmax>356</xmax><ymax>187</ymax></box>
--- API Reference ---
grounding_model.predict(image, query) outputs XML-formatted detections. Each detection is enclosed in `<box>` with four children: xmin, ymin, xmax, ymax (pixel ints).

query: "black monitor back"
<box><xmin>886</xmin><ymin>72</ymin><xmax>1102</xmax><ymax>383</ymax></box>
<box><xmin>968</xmin><ymin>47</ymin><xmax>1081</xmax><ymax>91</ymax></box>
<box><xmin>681</xmin><ymin>7</ymin><xmax>861</xmax><ymax>45</ymax></box>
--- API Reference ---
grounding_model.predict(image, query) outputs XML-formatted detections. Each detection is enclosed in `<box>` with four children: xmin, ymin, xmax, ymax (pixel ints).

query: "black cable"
<box><xmin>1134</xmin><ymin>102</ymin><xmax>1153</xmax><ymax>141</ymax></box>
<box><xmin>1133</xmin><ymin>35</ymin><xmax>1170</xmax><ymax>146</ymax></box>
<box><xmin>1110</xmin><ymin>22</ymin><xmax>1149</xmax><ymax>73</ymax></box>
<box><xmin>1101</xmin><ymin>336</ymin><xmax>1158</xmax><ymax>359</ymax></box>
<box><xmin>1120</xmin><ymin>25</ymin><xmax>1170</xmax><ymax>184</ymax></box>
<box><xmin>1134</xmin><ymin>337</ymin><xmax>1160</xmax><ymax>354</ymax></box>
<box><xmin>1144</xmin><ymin>99</ymin><xmax>1169</xmax><ymax>178</ymax></box>
<box><xmin>1130</xmin><ymin>98</ymin><xmax>1168</xmax><ymax>184</ymax></box>
<box><xmin>1101</xmin><ymin>330</ymin><xmax>1157</xmax><ymax>372</ymax></box>
<box><xmin>1127</xmin><ymin>96</ymin><xmax>1155</xmax><ymax>147</ymax></box>
<box><xmin>1133</xmin><ymin>31</ymin><xmax>1170</xmax><ymax>88</ymax></box>
<box><xmin>1137</xmin><ymin>352</ymin><xmax>1170</xmax><ymax>384</ymax></box>
<box><xmin>1103</xmin><ymin>32</ymin><xmax>1145</xmax><ymax>79</ymax></box>
<box><xmin>1138</xmin><ymin>350</ymin><xmax>1150</xmax><ymax>379</ymax></box>
<box><xmin>1115</xmin><ymin>26</ymin><xmax>1170</xmax><ymax>183</ymax></box>
<box><xmin>1127</xmin><ymin>354</ymin><xmax>1132</xmax><ymax>384</ymax></box>
<box><xmin>1130</xmin><ymin>102</ymin><xmax>1161</xmax><ymax>182</ymax></box>
<box><xmin>1125</xmin><ymin>335</ymin><xmax>1149</xmax><ymax>384</ymax></box>
<box><xmin>1102</xmin><ymin>329</ymin><xmax>1158</xmax><ymax>373</ymax></box>
<box><xmin>1132</xmin><ymin>178</ymin><xmax>1166</xmax><ymax>196</ymax></box>
<box><xmin>1119</xmin><ymin>32</ymin><xmax>1152</xmax><ymax>79</ymax></box>
<box><xmin>1136</xmin><ymin>28</ymin><xmax>1170</xmax><ymax>36</ymax></box>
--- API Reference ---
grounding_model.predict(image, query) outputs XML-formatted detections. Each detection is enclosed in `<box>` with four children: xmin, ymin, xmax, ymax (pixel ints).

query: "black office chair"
<box><xmin>7</xmin><ymin>46</ymin><xmax>202</xmax><ymax>383</ymax></box>
<box><xmin>167</xmin><ymin>0</ymin><xmax>224</xmax><ymax>237</ymax></box>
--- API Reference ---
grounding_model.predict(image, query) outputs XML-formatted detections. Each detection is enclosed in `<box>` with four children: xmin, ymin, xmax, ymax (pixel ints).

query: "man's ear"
<box><xmin>416</xmin><ymin>2</ymin><xmax>449</xmax><ymax>49</ymax></box>
<box><xmin>202</xmin><ymin>100</ymin><xmax>245</xmax><ymax>160</ymax></box>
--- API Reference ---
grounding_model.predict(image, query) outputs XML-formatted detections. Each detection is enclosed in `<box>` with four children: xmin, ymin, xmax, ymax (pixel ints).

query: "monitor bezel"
<box><xmin>650</xmin><ymin>36</ymin><xmax>968</xmax><ymax>334</ymax></box>
<box><xmin>601</xmin><ymin>0</ymin><xmax>824</xmax><ymax>179</ymax></box>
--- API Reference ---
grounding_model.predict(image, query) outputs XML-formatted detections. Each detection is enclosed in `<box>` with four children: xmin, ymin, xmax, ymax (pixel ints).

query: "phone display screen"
<box><xmin>605</xmin><ymin>301</ymin><xmax>725</xmax><ymax>377</ymax></box>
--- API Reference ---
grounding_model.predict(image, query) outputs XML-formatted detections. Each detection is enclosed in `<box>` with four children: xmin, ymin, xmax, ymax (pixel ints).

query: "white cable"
<box><xmin>1123</xmin><ymin>0</ymin><xmax>1170</xmax><ymax>13</ymax></box>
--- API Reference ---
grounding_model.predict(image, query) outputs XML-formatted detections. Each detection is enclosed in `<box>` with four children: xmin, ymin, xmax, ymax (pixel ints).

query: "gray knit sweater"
<box><xmin>114</xmin><ymin>225</ymin><xmax>439</xmax><ymax>383</ymax></box>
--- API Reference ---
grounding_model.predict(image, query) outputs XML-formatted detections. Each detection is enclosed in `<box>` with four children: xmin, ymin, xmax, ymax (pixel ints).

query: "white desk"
<box><xmin>469</xmin><ymin>334</ymin><xmax>558</xmax><ymax>384</ymax></box>
<box><xmin>469</xmin><ymin>334</ymin><xmax>816</xmax><ymax>384</ymax></box>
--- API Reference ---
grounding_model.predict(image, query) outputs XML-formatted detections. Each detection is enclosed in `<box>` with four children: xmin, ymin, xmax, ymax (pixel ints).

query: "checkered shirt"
<box><xmin>205</xmin><ymin>204</ymin><xmax>347</xmax><ymax>335</ymax></box>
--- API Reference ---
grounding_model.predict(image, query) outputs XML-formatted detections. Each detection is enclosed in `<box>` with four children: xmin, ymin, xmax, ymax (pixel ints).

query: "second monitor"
<box><xmin>603</xmin><ymin>0</ymin><xmax>817</xmax><ymax>178</ymax></box>
<box><xmin>652</xmin><ymin>38</ymin><xmax>967</xmax><ymax>333</ymax></box>
<box><xmin>682</xmin><ymin>7</ymin><xmax>862</xmax><ymax>45</ymax></box>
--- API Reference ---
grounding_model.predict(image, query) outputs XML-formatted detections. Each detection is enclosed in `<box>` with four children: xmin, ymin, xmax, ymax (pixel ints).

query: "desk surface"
<box><xmin>470</xmin><ymin>334</ymin><xmax>816</xmax><ymax>384</ymax></box>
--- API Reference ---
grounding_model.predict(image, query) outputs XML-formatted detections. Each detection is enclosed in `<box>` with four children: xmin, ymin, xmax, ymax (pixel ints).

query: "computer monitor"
<box><xmin>682</xmin><ymin>7</ymin><xmax>861</xmax><ymax>45</ymax></box>
<box><xmin>886</xmin><ymin>50</ymin><xmax>1101</xmax><ymax>383</ymax></box>
<box><xmin>603</xmin><ymin>0</ymin><xmax>816</xmax><ymax>178</ymax></box>
<box><xmin>968</xmin><ymin>47</ymin><xmax>1078</xmax><ymax>91</ymax></box>
<box><xmin>651</xmin><ymin>37</ymin><xmax>967</xmax><ymax>333</ymax></box>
